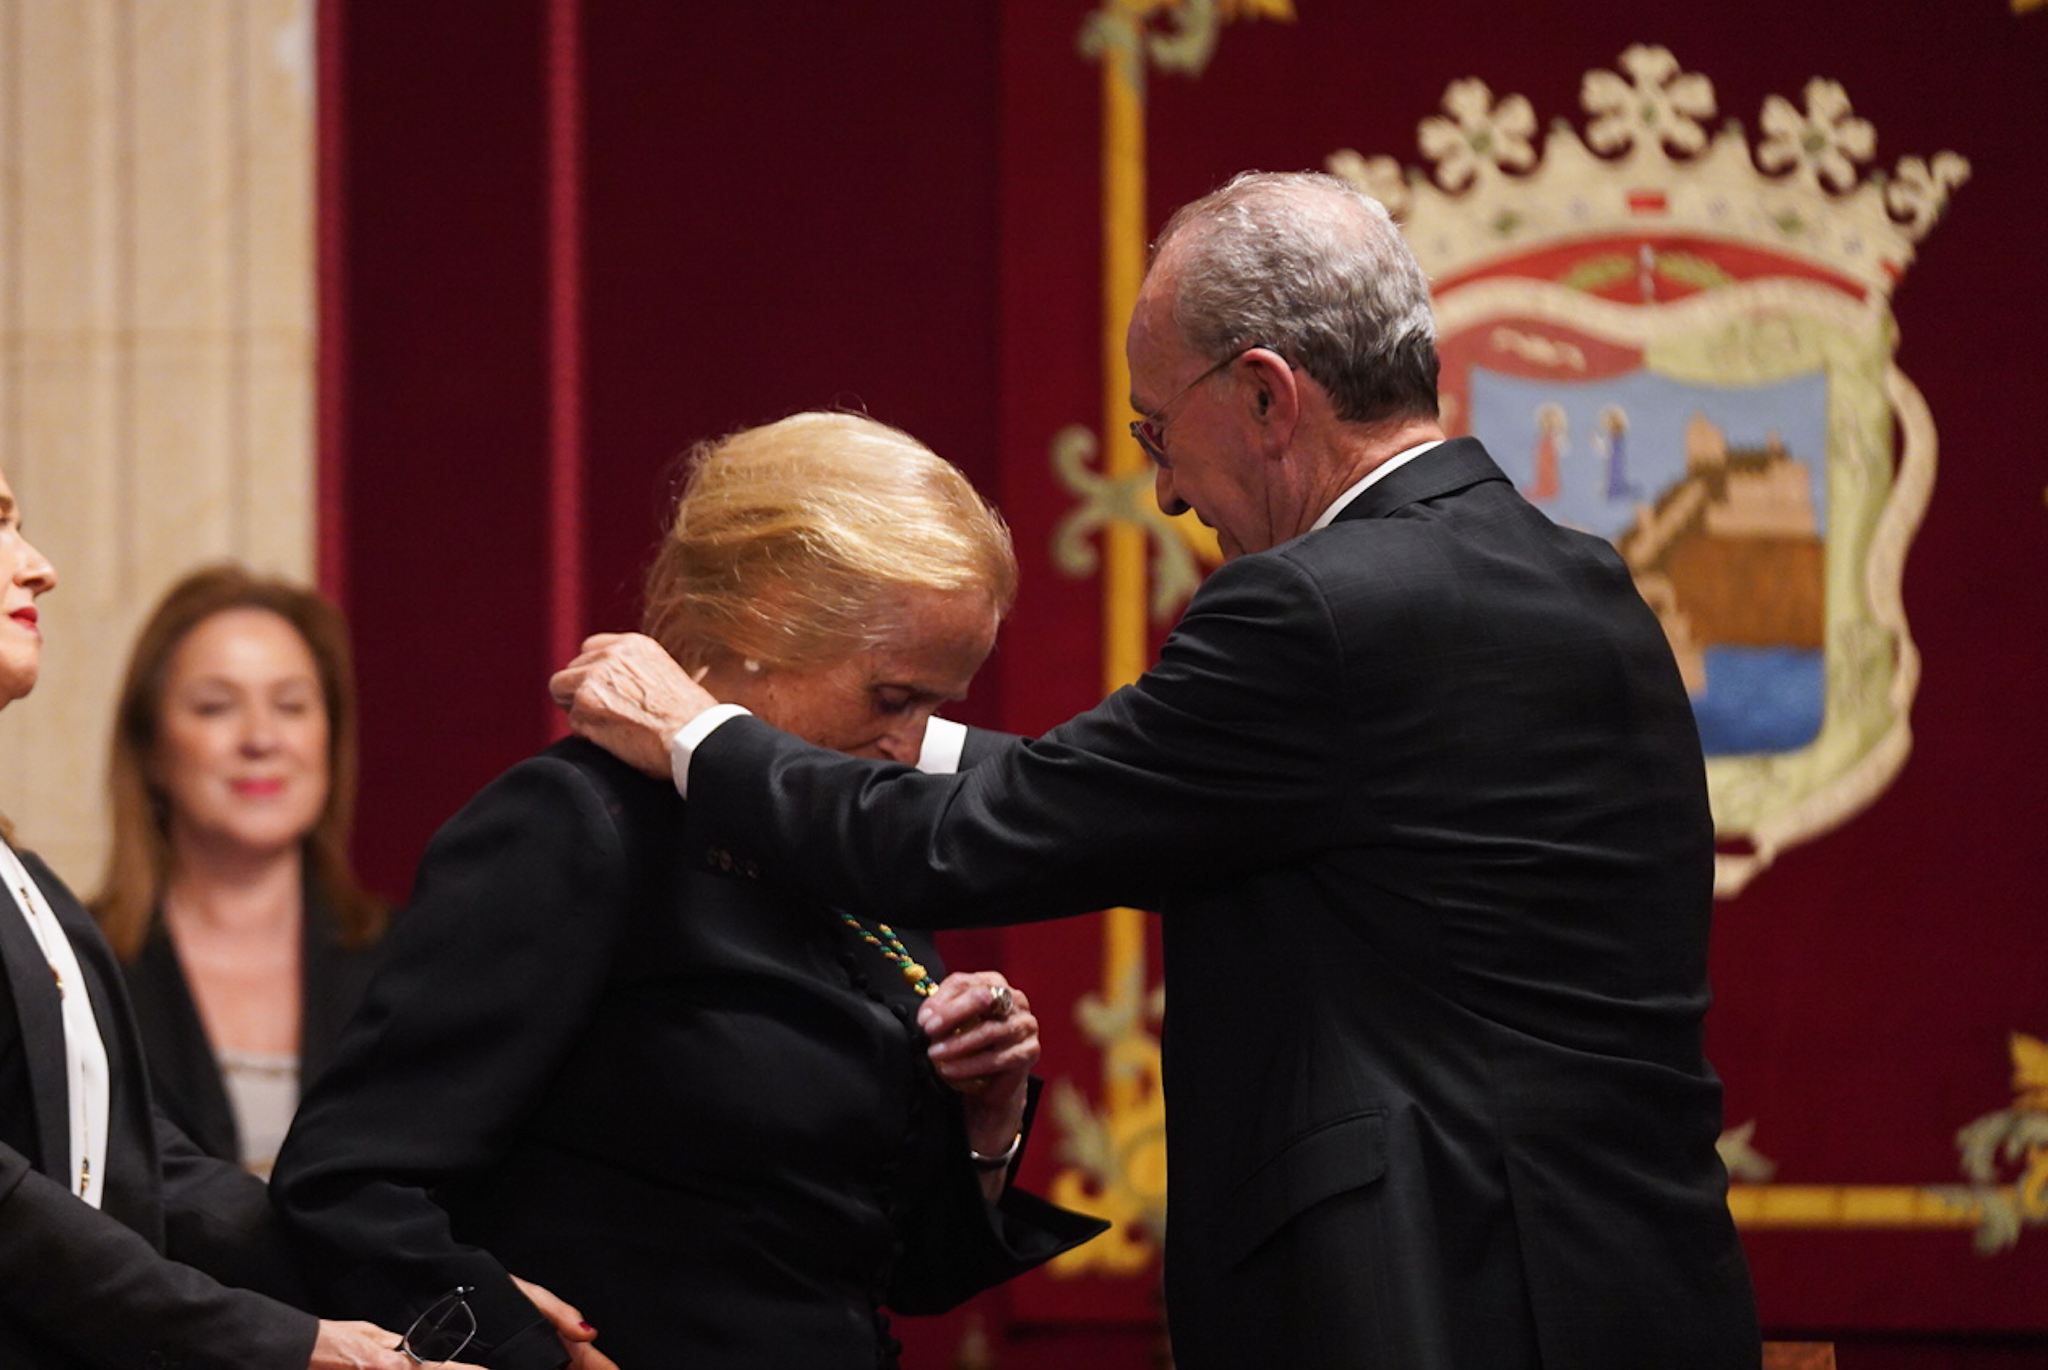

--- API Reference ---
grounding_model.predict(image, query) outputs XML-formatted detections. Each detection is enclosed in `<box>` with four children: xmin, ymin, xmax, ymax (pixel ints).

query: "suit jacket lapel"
<box><xmin>131</xmin><ymin>920</ymin><xmax>239</xmax><ymax>1159</ymax></box>
<box><xmin>39</xmin><ymin>857</ymin><xmax>143</xmax><ymax>1107</ymax></box>
<box><xmin>27</xmin><ymin>851</ymin><xmax>166</xmax><ymax>1238</ymax></box>
<box><xmin>1331</xmin><ymin>436</ymin><xmax>1509</xmax><ymax>525</ymax></box>
<box><xmin>299</xmin><ymin>896</ymin><xmax>367</xmax><ymax>1087</ymax></box>
<box><xmin>0</xmin><ymin>876</ymin><xmax>82</xmax><ymax>1186</ymax></box>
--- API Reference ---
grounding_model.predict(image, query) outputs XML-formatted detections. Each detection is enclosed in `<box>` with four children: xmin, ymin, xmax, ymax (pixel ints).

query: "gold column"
<box><xmin>1095</xmin><ymin>0</ymin><xmax>1153</xmax><ymax>1129</ymax></box>
<box><xmin>1046</xmin><ymin>0</ymin><xmax>1292</xmax><ymax>1277</ymax></box>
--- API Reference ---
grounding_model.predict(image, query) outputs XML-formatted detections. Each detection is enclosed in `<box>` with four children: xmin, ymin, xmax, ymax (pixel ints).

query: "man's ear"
<box><xmin>1244</xmin><ymin>347</ymin><xmax>1300</xmax><ymax>445</ymax></box>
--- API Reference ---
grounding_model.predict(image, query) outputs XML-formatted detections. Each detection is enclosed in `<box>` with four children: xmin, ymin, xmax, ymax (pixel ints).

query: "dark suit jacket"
<box><xmin>272</xmin><ymin>738</ymin><xmax>1102</xmax><ymax>1370</ymax></box>
<box><xmin>121</xmin><ymin>897</ymin><xmax>384</xmax><ymax>1165</ymax></box>
<box><xmin>0</xmin><ymin>849</ymin><xmax>315</xmax><ymax>1370</ymax></box>
<box><xmin>684</xmin><ymin>439</ymin><xmax>1761</xmax><ymax>1370</ymax></box>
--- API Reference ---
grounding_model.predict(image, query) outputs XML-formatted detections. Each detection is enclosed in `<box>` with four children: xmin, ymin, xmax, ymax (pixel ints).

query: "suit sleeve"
<box><xmin>885</xmin><ymin>1077</ymin><xmax>1109</xmax><ymax>1313</ymax></box>
<box><xmin>271</xmin><ymin>754</ymin><xmax>634</xmax><ymax>1370</ymax></box>
<box><xmin>0</xmin><ymin>1143</ymin><xmax>316</xmax><ymax>1370</ymax></box>
<box><xmin>688</xmin><ymin>551</ymin><xmax>1348</xmax><ymax>926</ymax></box>
<box><xmin>156</xmin><ymin>1108</ymin><xmax>314</xmax><ymax>1305</ymax></box>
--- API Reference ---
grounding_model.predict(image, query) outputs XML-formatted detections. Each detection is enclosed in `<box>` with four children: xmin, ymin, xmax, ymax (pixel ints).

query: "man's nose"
<box><xmin>1155</xmin><ymin>464</ymin><xmax>1189</xmax><ymax>518</ymax></box>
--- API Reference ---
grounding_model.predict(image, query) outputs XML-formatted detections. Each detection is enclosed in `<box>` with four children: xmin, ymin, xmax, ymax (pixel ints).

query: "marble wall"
<box><xmin>0</xmin><ymin>0</ymin><xmax>314</xmax><ymax>891</ymax></box>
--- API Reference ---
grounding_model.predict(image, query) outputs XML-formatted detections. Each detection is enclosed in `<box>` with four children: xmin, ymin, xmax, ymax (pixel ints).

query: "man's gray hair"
<box><xmin>1154</xmin><ymin>171</ymin><xmax>1439</xmax><ymax>425</ymax></box>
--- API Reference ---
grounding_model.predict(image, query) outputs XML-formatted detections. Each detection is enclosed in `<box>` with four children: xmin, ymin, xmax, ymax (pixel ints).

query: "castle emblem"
<box><xmin>1332</xmin><ymin>45</ymin><xmax>1968</xmax><ymax>894</ymax></box>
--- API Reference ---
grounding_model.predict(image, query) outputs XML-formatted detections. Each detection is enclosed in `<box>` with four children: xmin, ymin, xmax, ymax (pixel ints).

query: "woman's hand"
<box><xmin>919</xmin><ymin>972</ymin><xmax>1036</xmax><ymax>1198</ymax></box>
<box><xmin>304</xmin><ymin>1275</ymin><xmax>619</xmax><ymax>1370</ymax></box>
<box><xmin>307</xmin><ymin>1319</ymin><xmax>483</xmax><ymax>1369</ymax></box>
<box><xmin>512</xmin><ymin>1276</ymin><xmax>619</xmax><ymax>1370</ymax></box>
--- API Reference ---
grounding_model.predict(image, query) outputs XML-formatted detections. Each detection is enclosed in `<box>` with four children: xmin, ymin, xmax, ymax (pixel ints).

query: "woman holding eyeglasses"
<box><xmin>272</xmin><ymin>413</ymin><xmax>1104</xmax><ymax>1370</ymax></box>
<box><xmin>0</xmin><ymin>467</ymin><xmax>604</xmax><ymax>1369</ymax></box>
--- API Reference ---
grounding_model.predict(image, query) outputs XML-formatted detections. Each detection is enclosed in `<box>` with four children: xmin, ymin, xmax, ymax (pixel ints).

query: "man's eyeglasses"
<box><xmin>399</xmin><ymin>1286</ymin><xmax>478</xmax><ymax>1366</ymax></box>
<box><xmin>1128</xmin><ymin>344</ymin><xmax>1276</xmax><ymax>468</ymax></box>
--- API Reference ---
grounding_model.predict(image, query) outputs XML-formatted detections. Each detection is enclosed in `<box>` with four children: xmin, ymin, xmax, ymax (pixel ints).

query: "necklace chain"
<box><xmin>17</xmin><ymin>881</ymin><xmax>89</xmax><ymax>1196</ymax></box>
<box><xmin>837</xmin><ymin>913</ymin><xmax>936</xmax><ymax>997</ymax></box>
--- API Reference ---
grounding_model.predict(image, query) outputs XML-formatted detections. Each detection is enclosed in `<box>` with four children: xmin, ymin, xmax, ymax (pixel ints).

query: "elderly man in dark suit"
<box><xmin>552</xmin><ymin>171</ymin><xmax>1761</xmax><ymax>1370</ymax></box>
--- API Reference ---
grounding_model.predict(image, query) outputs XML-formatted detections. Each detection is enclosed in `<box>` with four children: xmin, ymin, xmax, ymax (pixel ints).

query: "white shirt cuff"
<box><xmin>670</xmin><ymin>706</ymin><xmax>964</xmax><ymax>797</ymax></box>
<box><xmin>918</xmin><ymin>717</ymin><xmax>966</xmax><ymax>775</ymax></box>
<box><xmin>670</xmin><ymin>704</ymin><xmax>752</xmax><ymax>798</ymax></box>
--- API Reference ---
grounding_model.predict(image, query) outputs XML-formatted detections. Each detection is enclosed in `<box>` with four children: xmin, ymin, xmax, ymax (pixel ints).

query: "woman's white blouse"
<box><xmin>1</xmin><ymin>840</ymin><xmax>111</xmax><ymax>1207</ymax></box>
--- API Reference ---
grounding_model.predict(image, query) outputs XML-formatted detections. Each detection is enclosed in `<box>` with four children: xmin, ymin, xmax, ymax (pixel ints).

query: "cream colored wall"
<box><xmin>0</xmin><ymin>0</ymin><xmax>314</xmax><ymax>893</ymax></box>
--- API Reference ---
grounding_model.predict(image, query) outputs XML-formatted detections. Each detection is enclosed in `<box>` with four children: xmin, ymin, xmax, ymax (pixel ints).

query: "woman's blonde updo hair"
<box><xmin>642</xmin><ymin>411</ymin><xmax>1017</xmax><ymax>672</ymax></box>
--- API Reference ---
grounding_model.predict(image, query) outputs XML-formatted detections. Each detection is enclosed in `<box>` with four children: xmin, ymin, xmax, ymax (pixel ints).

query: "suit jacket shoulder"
<box><xmin>275</xmin><ymin>737</ymin><xmax>682</xmax><ymax>1368</ymax></box>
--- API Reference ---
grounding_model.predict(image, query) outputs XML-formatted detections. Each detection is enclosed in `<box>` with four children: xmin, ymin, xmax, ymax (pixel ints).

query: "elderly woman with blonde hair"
<box><xmin>273</xmin><ymin>412</ymin><xmax>1103</xmax><ymax>1370</ymax></box>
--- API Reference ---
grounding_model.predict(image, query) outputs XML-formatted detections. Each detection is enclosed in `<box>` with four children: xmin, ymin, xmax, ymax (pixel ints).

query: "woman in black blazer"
<box><xmin>272</xmin><ymin>413</ymin><xmax>1104</xmax><ymax>1370</ymax></box>
<box><xmin>93</xmin><ymin>565</ymin><xmax>389</xmax><ymax>1176</ymax></box>
<box><xmin>0</xmin><ymin>467</ymin><xmax>518</xmax><ymax>1368</ymax></box>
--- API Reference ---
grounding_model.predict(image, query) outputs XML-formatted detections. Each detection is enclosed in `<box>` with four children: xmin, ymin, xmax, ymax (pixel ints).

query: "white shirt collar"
<box><xmin>1309</xmin><ymin>438</ymin><xmax>1445</xmax><ymax>532</ymax></box>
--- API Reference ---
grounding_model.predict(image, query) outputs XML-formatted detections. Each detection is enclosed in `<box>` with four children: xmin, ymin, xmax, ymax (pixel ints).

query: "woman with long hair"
<box><xmin>94</xmin><ymin>564</ymin><xmax>386</xmax><ymax>1177</ymax></box>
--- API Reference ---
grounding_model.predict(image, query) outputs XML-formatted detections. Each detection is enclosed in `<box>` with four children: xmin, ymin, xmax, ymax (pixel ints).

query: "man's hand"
<box><xmin>550</xmin><ymin>632</ymin><xmax>717</xmax><ymax>778</ymax></box>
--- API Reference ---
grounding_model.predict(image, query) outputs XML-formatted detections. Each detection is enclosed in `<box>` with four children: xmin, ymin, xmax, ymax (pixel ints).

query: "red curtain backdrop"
<box><xmin>324</xmin><ymin>3</ymin><xmax>2048</xmax><ymax>1366</ymax></box>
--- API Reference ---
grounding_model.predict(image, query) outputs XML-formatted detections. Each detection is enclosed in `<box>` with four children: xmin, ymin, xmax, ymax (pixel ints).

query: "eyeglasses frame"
<box><xmin>398</xmin><ymin>1285</ymin><xmax>479</xmax><ymax>1367</ymax></box>
<box><xmin>1127</xmin><ymin>343</ymin><xmax>1280</xmax><ymax>469</ymax></box>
